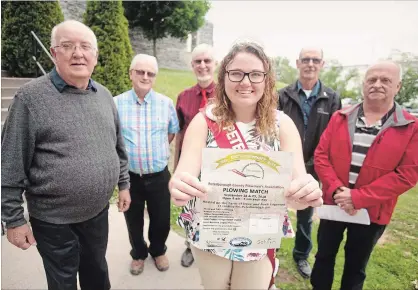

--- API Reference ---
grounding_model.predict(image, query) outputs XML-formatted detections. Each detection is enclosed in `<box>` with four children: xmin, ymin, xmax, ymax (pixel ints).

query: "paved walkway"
<box><xmin>1</xmin><ymin>204</ymin><xmax>203</xmax><ymax>289</ymax></box>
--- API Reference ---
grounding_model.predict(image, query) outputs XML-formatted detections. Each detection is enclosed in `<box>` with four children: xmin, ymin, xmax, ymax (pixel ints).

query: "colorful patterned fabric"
<box><xmin>177</xmin><ymin>105</ymin><xmax>295</xmax><ymax>262</ymax></box>
<box><xmin>114</xmin><ymin>89</ymin><xmax>180</xmax><ymax>175</ymax></box>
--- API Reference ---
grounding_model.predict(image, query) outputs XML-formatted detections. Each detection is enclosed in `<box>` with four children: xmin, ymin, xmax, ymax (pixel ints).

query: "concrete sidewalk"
<box><xmin>1</xmin><ymin>204</ymin><xmax>203</xmax><ymax>289</ymax></box>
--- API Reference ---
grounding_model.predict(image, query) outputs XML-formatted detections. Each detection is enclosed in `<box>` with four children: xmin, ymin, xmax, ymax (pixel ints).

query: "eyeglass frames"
<box><xmin>193</xmin><ymin>58</ymin><xmax>213</xmax><ymax>65</ymax></box>
<box><xmin>132</xmin><ymin>69</ymin><xmax>156</xmax><ymax>78</ymax></box>
<box><xmin>226</xmin><ymin>70</ymin><xmax>267</xmax><ymax>84</ymax></box>
<box><xmin>300</xmin><ymin>57</ymin><xmax>322</xmax><ymax>64</ymax></box>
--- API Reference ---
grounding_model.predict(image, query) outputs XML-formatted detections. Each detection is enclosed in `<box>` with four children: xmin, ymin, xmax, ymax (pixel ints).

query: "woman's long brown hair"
<box><xmin>211</xmin><ymin>41</ymin><xmax>278</xmax><ymax>139</ymax></box>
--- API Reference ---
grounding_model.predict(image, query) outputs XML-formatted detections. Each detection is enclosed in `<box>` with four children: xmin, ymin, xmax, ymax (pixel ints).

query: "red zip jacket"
<box><xmin>314</xmin><ymin>103</ymin><xmax>418</xmax><ymax>225</ymax></box>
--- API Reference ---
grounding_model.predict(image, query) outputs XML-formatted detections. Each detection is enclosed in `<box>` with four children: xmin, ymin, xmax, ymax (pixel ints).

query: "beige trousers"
<box><xmin>191</xmin><ymin>246</ymin><xmax>273</xmax><ymax>290</ymax></box>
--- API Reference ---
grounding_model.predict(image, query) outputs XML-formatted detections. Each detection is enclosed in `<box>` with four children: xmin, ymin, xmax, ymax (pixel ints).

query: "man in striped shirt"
<box><xmin>114</xmin><ymin>54</ymin><xmax>180</xmax><ymax>275</ymax></box>
<box><xmin>311</xmin><ymin>61</ymin><xmax>418</xmax><ymax>290</ymax></box>
<box><xmin>174</xmin><ymin>43</ymin><xmax>217</xmax><ymax>267</ymax></box>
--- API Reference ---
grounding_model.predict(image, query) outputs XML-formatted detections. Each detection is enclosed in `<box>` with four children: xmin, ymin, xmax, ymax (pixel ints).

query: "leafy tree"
<box><xmin>84</xmin><ymin>0</ymin><xmax>133</xmax><ymax>96</ymax></box>
<box><xmin>123</xmin><ymin>1</ymin><xmax>210</xmax><ymax>58</ymax></box>
<box><xmin>320</xmin><ymin>60</ymin><xmax>361</xmax><ymax>101</ymax></box>
<box><xmin>273</xmin><ymin>56</ymin><xmax>298</xmax><ymax>84</ymax></box>
<box><xmin>388</xmin><ymin>51</ymin><xmax>418</xmax><ymax>106</ymax></box>
<box><xmin>1</xmin><ymin>1</ymin><xmax>64</xmax><ymax>77</ymax></box>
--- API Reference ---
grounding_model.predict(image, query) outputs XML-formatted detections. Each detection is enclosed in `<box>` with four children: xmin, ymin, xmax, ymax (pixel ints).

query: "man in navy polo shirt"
<box><xmin>278</xmin><ymin>47</ymin><xmax>341</xmax><ymax>278</ymax></box>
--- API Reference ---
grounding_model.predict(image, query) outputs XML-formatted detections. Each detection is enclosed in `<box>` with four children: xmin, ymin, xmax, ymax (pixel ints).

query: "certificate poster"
<box><xmin>199</xmin><ymin>148</ymin><xmax>293</xmax><ymax>249</ymax></box>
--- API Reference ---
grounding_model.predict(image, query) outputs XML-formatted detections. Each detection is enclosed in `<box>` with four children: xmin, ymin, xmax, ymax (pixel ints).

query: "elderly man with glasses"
<box><xmin>278</xmin><ymin>47</ymin><xmax>341</xmax><ymax>279</ymax></box>
<box><xmin>114</xmin><ymin>54</ymin><xmax>180</xmax><ymax>275</ymax></box>
<box><xmin>1</xmin><ymin>20</ymin><xmax>131</xmax><ymax>290</ymax></box>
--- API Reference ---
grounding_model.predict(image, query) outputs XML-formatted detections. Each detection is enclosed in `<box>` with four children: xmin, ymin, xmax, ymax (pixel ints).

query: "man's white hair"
<box><xmin>191</xmin><ymin>43</ymin><xmax>215</xmax><ymax>60</ymax></box>
<box><xmin>51</xmin><ymin>20</ymin><xmax>98</xmax><ymax>48</ymax></box>
<box><xmin>365</xmin><ymin>60</ymin><xmax>403</xmax><ymax>81</ymax></box>
<box><xmin>130</xmin><ymin>54</ymin><xmax>159</xmax><ymax>73</ymax></box>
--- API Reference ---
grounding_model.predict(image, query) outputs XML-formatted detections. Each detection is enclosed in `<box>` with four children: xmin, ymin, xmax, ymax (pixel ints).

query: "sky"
<box><xmin>205</xmin><ymin>1</ymin><xmax>418</xmax><ymax>67</ymax></box>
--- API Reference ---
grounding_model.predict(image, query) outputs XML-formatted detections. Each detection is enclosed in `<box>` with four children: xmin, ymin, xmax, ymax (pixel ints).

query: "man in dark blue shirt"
<box><xmin>278</xmin><ymin>47</ymin><xmax>341</xmax><ymax>279</ymax></box>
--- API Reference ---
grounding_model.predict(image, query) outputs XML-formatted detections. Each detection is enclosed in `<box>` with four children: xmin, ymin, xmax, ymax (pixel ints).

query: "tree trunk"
<box><xmin>153</xmin><ymin>38</ymin><xmax>157</xmax><ymax>60</ymax></box>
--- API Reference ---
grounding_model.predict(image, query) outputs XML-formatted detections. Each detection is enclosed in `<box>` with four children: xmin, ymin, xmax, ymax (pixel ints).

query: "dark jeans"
<box><xmin>30</xmin><ymin>204</ymin><xmax>110</xmax><ymax>290</ymax></box>
<box><xmin>311</xmin><ymin>219</ymin><xmax>386</xmax><ymax>290</ymax></box>
<box><xmin>124</xmin><ymin>168</ymin><xmax>171</xmax><ymax>260</ymax></box>
<box><xmin>293</xmin><ymin>206</ymin><xmax>314</xmax><ymax>261</ymax></box>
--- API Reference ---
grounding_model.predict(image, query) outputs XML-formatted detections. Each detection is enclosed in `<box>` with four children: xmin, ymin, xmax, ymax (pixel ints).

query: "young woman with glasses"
<box><xmin>169</xmin><ymin>41</ymin><xmax>323</xmax><ymax>289</ymax></box>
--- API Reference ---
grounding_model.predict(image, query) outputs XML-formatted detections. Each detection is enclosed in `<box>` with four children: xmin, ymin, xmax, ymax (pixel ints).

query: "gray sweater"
<box><xmin>1</xmin><ymin>74</ymin><xmax>130</xmax><ymax>228</ymax></box>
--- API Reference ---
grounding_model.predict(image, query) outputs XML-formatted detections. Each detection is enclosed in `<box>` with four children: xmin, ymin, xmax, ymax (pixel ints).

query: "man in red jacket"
<box><xmin>311</xmin><ymin>60</ymin><xmax>418</xmax><ymax>290</ymax></box>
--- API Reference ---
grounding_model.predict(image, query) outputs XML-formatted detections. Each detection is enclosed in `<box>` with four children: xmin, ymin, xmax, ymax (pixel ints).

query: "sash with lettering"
<box><xmin>202</xmin><ymin>110</ymin><xmax>277</xmax><ymax>289</ymax></box>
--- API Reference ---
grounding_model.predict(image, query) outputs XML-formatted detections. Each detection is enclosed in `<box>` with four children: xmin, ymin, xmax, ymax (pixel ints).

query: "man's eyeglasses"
<box><xmin>226</xmin><ymin>70</ymin><xmax>266</xmax><ymax>84</ymax></box>
<box><xmin>53</xmin><ymin>42</ymin><xmax>95</xmax><ymax>54</ymax></box>
<box><xmin>193</xmin><ymin>58</ymin><xmax>212</xmax><ymax>65</ymax></box>
<box><xmin>132</xmin><ymin>69</ymin><xmax>156</xmax><ymax>78</ymax></box>
<box><xmin>300</xmin><ymin>57</ymin><xmax>322</xmax><ymax>65</ymax></box>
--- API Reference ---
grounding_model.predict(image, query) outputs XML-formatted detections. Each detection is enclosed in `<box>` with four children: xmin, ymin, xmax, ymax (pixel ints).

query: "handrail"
<box><xmin>32</xmin><ymin>56</ymin><xmax>47</xmax><ymax>76</ymax></box>
<box><xmin>30</xmin><ymin>30</ymin><xmax>54</xmax><ymax>63</ymax></box>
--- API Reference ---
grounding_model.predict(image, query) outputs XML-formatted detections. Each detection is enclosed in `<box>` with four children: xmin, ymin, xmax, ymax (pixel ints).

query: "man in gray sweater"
<box><xmin>1</xmin><ymin>20</ymin><xmax>131</xmax><ymax>290</ymax></box>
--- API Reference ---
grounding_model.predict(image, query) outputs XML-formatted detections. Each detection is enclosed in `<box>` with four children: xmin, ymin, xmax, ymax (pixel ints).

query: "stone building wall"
<box><xmin>59</xmin><ymin>0</ymin><xmax>213</xmax><ymax>70</ymax></box>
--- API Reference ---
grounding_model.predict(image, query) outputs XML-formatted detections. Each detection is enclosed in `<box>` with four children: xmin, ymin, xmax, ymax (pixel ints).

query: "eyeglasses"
<box><xmin>193</xmin><ymin>58</ymin><xmax>212</xmax><ymax>65</ymax></box>
<box><xmin>226</xmin><ymin>70</ymin><xmax>267</xmax><ymax>84</ymax></box>
<box><xmin>132</xmin><ymin>69</ymin><xmax>156</xmax><ymax>78</ymax></box>
<box><xmin>53</xmin><ymin>42</ymin><xmax>95</xmax><ymax>54</ymax></box>
<box><xmin>300</xmin><ymin>57</ymin><xmax>322</xmax><ymax>64</ymax></box>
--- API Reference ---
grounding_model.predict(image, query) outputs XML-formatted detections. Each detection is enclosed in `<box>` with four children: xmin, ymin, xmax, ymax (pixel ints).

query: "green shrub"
<box><xmin>1</xmin><ymin>1</ymin><xmax>64</xmax><ymax>77</ymax></box>
<box><xmin>83</xmin><ymin>0</ymin><xmax>133</xmax><ymax>96</ymax></box>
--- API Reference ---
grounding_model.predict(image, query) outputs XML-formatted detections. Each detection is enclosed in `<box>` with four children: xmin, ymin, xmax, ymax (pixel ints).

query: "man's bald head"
<box><xmin>363</xmin><ymin>60</ymin><xmax>403</xmax><ymax>105</ymax></box>
<box><xmin>51</xmin><ymin>20</ymin><xmax>97</xmax><ymax>49</ymax></box>
<box><xmin>365</xmin><ymin>60</ymin><xmax>403</xmax><ymax>82</ymax></box>
<box><xmin>299</xmin><ymin>47</ymin><xmax>324</xmax><ymax>60</ymax></box>
<box><xmin>296</xmin><ymin>46</ymin><xmax>325</xmax><ymax>83</ymax></box>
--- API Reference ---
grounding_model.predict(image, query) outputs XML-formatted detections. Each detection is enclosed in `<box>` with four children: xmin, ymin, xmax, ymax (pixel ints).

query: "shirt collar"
<box><xmin>193</xmin><ymin>81</ymin><xmax>216</xmax><ymax>96</ymax></box>
<box><xmin>358</xmin><ymin>102</ymin><xmax>396</xmax><ymax>125</ymax></box>
<box><xmin>50</xmin><ymin>67</ymin><xmax>97</xmax><ymax>93</ymax></box>
<box><xmin>297</xmin><ymin>80</ymin><xmax>321</xmax><ymax>97</ymax></box>
<box><xmin>131</xmin><ymin>88</ymin><xmax>154</xmax><ymax>104</ymax></box>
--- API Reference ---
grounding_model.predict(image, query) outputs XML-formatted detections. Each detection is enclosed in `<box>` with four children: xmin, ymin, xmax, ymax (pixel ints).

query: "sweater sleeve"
<box><xmin>112</xmin><ymin>99</ymin><xmax>130</xmax><ymax>191</ymax></box>
<box><xmin>1</xmin><ymin>96</ymin><xmax>36</xmax><ymax>228</ymax></box>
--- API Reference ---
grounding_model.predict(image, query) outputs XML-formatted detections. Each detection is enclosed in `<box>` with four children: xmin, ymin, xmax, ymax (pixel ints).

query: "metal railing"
<box><xmin>31</xmin><ymin>30</ymin><xmax>53</xmax><ymax>76</ymax></box>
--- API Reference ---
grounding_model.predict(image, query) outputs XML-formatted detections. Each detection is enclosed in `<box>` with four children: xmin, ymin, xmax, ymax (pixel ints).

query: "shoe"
<box><xmin>154</xmin><ymin>255</ymin><xmax>169</xmax><ymax>271</ymax></box>
<box><xmin>130</xmin><ymin>259</ymin><xmax>145</xmax><ymax>275</ymax></box>
<box><xmin>181</xmin><ymin>248</ymin><xmax>194</xmax><ymax>267</ymax></box>
<box><xmin>295</xmin><ymin>259</ymin><xmax>311</xmax><ymax>279</ymax></box>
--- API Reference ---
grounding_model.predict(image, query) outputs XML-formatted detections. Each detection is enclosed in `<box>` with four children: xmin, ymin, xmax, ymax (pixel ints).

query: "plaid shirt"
<box><xmin>176</xmin><ymin>82</ymin><xmax>216</xmax><ymax>148</ymax></box>
<box><xmin>114</xmin><ymin>89</ymin><xmax>179</xmax><ymax>175</ymax></box>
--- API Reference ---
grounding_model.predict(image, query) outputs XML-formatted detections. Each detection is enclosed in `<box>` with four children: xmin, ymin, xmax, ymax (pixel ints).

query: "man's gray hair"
<box><xmin>130</xmin><ymin>54</ymin><xmax>159</xmax><ymax>73</ymax></box>
<box><xmin>51</xmin><ymin>20</ymin><xmax>98</xmax><ymax>49</ymax></box>
<box><xmin>191</xmin><ymin>43</ymin><xmax>215</xmax><ymax>60</ymax></box>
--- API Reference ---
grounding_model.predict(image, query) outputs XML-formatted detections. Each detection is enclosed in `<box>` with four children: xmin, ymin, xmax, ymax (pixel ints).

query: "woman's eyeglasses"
<box><xmin>226</xmin><ymin>70</ymin><xmax>266</xmax><ymax>84</ymax></box>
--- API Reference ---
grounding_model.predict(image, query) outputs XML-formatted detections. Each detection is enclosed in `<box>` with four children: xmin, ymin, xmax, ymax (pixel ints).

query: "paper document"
<box><xmin>316</xmin><ymin>205</ymin><xmax>370</xmax><ymax>225</ymax></box>
<box><xmin>198</xmin><ymin>148</ymin><xmax>293</xmax><ymax>249</ymax></box>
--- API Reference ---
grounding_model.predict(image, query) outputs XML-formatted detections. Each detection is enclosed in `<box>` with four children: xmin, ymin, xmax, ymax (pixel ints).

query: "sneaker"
<box><xmin>154</xmin><ymin>255</ymin><xmax>169</xmax><ymax>271</ymax></box>
<box><xmin>181</xmin><ymin>248</ymin><xmax>194</xmax><ymax>267</ymax></box>
<box><xmin>130</xmin><ymin>259</ymin><xmax>145</xmax><ymax>275</ymax></box>
<box><xmin>295</xmin><ymin>259</ymin><xmax>311</xmax><ymax>279</ymax></box>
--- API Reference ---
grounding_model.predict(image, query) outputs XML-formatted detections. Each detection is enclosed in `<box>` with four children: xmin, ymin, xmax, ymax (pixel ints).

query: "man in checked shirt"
<box><xmin>114</xmin><ymin>54</ymin><xmax>180</xmax><ymax>275</ymax></box>
<box><xmin>174</xmin><ymin>43</ymin><xmax>217</xmax><ymax>267</ymax></box>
